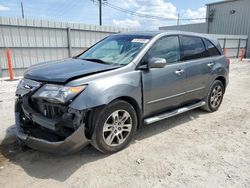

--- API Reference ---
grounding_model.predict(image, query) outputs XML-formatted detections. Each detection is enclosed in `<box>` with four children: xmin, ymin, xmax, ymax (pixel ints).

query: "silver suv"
<box><xmin>15</xmin><ymin>31</ymin><xmax>229</xmax><ymax>154</ymax></box>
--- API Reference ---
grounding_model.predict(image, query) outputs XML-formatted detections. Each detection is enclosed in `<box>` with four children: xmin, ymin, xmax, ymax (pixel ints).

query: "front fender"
<box><xmin>69</xmin><ymin>71</ymin><xmax>142</xmax><ymax>110</ymax></box>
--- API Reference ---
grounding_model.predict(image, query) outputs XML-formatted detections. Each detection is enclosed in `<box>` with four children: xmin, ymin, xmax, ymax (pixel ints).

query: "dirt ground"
<box><xmin>0</xmin><ymin>60</ymin><xmax>249</xmax><ymax>188</ymax></box>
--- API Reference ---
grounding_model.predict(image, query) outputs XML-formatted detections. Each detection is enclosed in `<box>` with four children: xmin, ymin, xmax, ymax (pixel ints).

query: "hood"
<box><xmin>24</xmin><ymin>58</ymin><xmax>120</xmax><ymax>83</ymax></box>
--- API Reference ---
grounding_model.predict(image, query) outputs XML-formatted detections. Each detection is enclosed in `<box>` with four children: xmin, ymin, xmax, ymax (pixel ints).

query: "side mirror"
<box><xmin>148</xmin><ymin>58</ymin><xmax>167</xmax><ymax>68</ymax></box>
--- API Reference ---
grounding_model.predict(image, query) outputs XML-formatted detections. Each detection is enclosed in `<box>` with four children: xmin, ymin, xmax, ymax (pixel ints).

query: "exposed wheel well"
<box><xmin>215</xmin><ymin>76</ymin><xmax>226</xmax><ymax>90</ymax></box>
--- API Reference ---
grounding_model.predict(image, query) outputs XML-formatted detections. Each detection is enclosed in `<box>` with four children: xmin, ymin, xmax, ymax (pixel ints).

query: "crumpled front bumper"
<box><xmin>15</xmin><ymin>99</ymin><xmax>90</xmax><ymax>154</ymax></box>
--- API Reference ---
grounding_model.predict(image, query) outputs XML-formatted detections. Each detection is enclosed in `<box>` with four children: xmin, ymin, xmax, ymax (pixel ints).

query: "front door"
<box><xmin>142</xmin><ymin>35</ymin><xmax>187</xmax><ymax>117</ymax></box>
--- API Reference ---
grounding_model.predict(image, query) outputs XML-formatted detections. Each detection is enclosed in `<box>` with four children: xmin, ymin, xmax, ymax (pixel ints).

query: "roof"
<box><xmin>115</xmin><ymin>30</ymin><xmax>220</xmax><ymax>53</ymax></box>
<box><xmin>120</xmin><ymin>30</ymin><xmax>213</xmax><ymax>38</ymax></box>
<box><xmin>206</xmin><ymin>0</ymin><xmax>239</xmax><ymax>6</ymax></box>
<box><xmin>116</xmin><ymin>31</ymin><xmax>162</xmax><ymax>37</ymax></box>
<box><xmin>116</xmin><ymin>30</ymin><xmax>218</xmax><ymax>44</ymax></box>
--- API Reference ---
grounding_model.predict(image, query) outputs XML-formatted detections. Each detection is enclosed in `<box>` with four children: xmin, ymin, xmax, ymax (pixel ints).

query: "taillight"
<box><xmin>226</xmin><ymin>58</ymin><xmax>230</xmax><ymax>65</ymax></box>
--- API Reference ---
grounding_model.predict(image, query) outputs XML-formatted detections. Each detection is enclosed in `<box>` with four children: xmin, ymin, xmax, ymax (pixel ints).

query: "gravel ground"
<box><xmin>0</xmin><ymin>60</ymin><xmax>250</xmax><ymax>188</ymax></box>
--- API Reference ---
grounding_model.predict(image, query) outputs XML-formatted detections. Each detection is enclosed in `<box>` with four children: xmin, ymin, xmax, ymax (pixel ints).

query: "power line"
<box><xmin>50</xmin><ymin>0</ymin><xmax>82</xmax><ymax>18</ymax></box>
<box><xmin>105</xmin><ymin>2</ymin><xmax>177</xmax><ymax>21</ymax></box>
<box><xmin>107</xmin><ymin>2</ymin><xmax>207</xmax><ymax>21</ymax></box>
<box><xmin>91</xmin><ymin>1</ymin><xmax>207</xmax><ymax>22</ymax></box>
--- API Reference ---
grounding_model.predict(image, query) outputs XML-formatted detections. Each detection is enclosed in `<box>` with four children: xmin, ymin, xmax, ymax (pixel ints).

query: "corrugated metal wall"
<box><xmin>160</xmin><ymin>0</ymin><xmax>250</xmax><ymax>57</ymax></box>
<box><xmin>207</xmin><ymin>0</ymin><xmax>250</xmax><ymax>56</ymax></box>
<box><xmin>0</xmin><ymin>17</ymin><xmax>131</xmax><ymax>77</ymax></box>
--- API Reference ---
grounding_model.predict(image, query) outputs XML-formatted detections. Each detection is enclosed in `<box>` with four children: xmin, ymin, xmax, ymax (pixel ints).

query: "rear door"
<box><xmin>203</xmin><ymin>38</ymin><xmax>224</xmax><ymax>85</ymax></box>
<box><xmin>179</xmin><ymin>35</ymin><xmax>213</xmax><ymax>101</ymax></box>
<box><xmin>142</xmin><ymin>35</ymin><xmax>187</xmax><ymax>117</ymax></box>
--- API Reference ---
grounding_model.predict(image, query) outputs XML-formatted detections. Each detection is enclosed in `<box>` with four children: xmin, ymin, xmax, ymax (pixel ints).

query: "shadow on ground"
<box><xmin>0</xmin><ymin>108</ymin><xmax>206</xmax><ymax>182</ymax></box>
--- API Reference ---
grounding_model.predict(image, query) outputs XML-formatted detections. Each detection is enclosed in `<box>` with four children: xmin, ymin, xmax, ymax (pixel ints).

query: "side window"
<box><xmin>204</xmin><ymin>38</ymin><xmax>221</xmax><ymax>57</ymax></box>
<box><xmin>181</xmin><ymin>36</ymin><xmax>206</xmax><ymax>61</ymax></box>
<box><xmin>147</xmin><ymin>36</ymin><xmax>180</xmax><ymax>64</ymax></box>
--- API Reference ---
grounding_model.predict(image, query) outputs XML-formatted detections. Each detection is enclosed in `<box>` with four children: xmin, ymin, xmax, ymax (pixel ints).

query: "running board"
<box><xmin>144</xmin><ymin>101</ymin><xmax>206</xmax><ymax>125</ymax></box>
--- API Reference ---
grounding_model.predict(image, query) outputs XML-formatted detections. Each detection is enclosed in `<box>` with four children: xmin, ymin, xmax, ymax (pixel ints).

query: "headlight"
<box><xmin>33</xmin><ymin>84</ymin><xmax>87</xmax><ymax>104</ymax></box>
<box><xmin>16</xmin><ymin>78</ymin><xmax>41</xmax><ymax>96</ymax></box>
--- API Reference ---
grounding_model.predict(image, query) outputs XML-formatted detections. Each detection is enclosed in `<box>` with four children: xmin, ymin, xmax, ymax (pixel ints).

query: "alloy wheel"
<box><xmin>210</xmin><ymin>85</ymin><xmax>223</xmax><ymax>108</ymax></box>
<box><xmin>102</xmin><ymin>110</ymin><xmax>132</xmax><ymax>146</ymax></box>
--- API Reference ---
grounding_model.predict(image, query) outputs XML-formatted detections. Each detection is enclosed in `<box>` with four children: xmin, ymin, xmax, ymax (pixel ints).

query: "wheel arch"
<box><xmin>215</xmin><ymin>76</ymin><xmax>226</xmax><ymax>90</ymax></box>
<box><xmin>85</xmin><ymin>96</ymin><xmax>142</xmax><ymax>139</ymax></box>
<box><xmin>116</xmin><ymin>96</ymin><xmax>142</xmax><ymax>129</ymax></box>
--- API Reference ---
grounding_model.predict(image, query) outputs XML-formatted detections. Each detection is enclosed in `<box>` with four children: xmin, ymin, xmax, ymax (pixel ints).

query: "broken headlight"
<box><xmin>16</xmin><ymin>78</ymin><xmax>41</xmax><ymax>96</ymax></box>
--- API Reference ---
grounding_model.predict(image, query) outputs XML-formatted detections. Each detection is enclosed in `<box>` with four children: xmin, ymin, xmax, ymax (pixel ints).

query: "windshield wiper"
<box><xmin>81</xmin><ymin>58</ymin><xmax>111</xmax><ymax>65</ymax></box>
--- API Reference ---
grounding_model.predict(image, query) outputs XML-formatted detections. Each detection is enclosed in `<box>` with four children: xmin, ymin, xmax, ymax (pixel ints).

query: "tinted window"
<box><xmin>204</xmin><ymin>39</ymin><xmax>221</xmax><ymax>56</ymax></box>
<box><xmin>147</xmin><ymin>36</ymin><xmax>180</xmax><ymax>64</ymax></box>
<box><xmin>181</xmin><ymin>36</ymin><xmax>206</xmax><ymax>61</ymax></box>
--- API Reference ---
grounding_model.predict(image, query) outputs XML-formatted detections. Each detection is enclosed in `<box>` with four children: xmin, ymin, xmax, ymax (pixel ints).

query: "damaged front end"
<box><xmin>15</xmin><ymin>79</ymin><xmax>90</xmax><ymax>154</ymax></box>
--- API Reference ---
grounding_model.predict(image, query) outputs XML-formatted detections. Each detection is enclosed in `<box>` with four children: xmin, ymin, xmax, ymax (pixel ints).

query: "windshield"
<box><xmin>79</xmin><ymin>35</ymin><xmax>152</xmax><ymax>65</ymax></box>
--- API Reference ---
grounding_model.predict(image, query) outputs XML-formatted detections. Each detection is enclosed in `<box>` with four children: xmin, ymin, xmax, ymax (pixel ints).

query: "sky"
<box><xmin>0</xmin><ymin>0</ymin><xmax>219</xmax><ymax>30</ymax></box>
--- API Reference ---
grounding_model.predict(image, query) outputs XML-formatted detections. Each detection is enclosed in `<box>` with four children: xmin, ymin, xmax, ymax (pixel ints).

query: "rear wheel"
<box><xmin>201</xmin><ymin>80</ymin><xmax>225</xmax><ymax>112</ymax></box>
<box><xmin>91</xmin><ymin>100</ymin><xmax>137</xmax><ymax>154</ymax></box>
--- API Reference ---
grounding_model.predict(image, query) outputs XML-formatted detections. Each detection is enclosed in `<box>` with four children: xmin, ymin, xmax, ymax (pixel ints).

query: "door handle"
<box><xmin>207</xmin><ymin>62</ymin><xmax>214</xmax><ymax>67</ymax></box>
<box><xmin>175</xmin><ymin>69</ymin><xmax>185</xmax><ymax>75</ymax></box>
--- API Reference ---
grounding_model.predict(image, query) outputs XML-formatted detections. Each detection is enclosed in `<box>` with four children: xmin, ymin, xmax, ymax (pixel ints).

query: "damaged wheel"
<box><xmin>91</xmin><ymin>100</ymin><xmax>137</xmax><ymax>154</ymax></box>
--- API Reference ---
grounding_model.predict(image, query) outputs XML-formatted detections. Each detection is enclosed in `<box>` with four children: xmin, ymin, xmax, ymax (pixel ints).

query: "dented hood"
<box><xmin>24</xmin><ymin>58</ymin><xmax>120</xmax><ymax>83</ymax></box>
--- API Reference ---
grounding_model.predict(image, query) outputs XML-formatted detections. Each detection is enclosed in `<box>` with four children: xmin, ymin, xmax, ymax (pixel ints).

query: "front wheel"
<box><xmin>91</xmin><ymin>100</ymin><xmax>137</xmax><ymax>154</ymax></box>
<box><xmin>201</xmin><ymin>80</ymin><xmax>225</xmax><ymax>112</ymax></box>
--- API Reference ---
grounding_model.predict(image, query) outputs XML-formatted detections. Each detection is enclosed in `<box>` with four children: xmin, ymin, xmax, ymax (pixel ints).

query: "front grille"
<box><xmin>31</xmin><ymin>99</ymin><xmax>66</xmax><ymax>119</ymax></box>
<box><xmin>20</xmin><ymin>96</ymin><xmax>76</xmax><ymax>138</ymax></box>
<box><xmin>42</xmin><ymin>103</ymin><xmax>63</xmax><ymax>118</ymax></box>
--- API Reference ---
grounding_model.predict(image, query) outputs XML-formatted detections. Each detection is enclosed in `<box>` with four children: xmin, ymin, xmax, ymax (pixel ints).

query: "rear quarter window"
<box><xmin>203</xmin><ymin>38</ymin><xmax>221</xmax><ymax>57</ymax></box>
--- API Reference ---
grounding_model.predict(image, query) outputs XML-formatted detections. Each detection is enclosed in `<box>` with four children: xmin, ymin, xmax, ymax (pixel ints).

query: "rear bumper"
<box><xmin>15</xmin><ymin>99</ymin><xmax>90</xmax><ymax>154</ymax></box>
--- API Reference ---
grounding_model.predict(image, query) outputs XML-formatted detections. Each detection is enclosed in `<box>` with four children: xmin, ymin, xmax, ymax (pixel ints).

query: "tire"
<box><xmin>201</xmin><ymin>80</ymin><xmax>225</xmax><ymax>112</ymax></box>
<box><xmin>91</xmin><ymin>100</ymin><xmax>138</xmax><ymax>154</ymax></box>
<box><xmin>17</xmin><ymin>138</ymin><xmax>30</xmax><ymax>152</ymax></box>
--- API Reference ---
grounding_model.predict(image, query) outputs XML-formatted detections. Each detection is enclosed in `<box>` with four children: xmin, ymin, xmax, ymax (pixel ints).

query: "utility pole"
<box><xmin>99</xmin><ymin>0</ymin><xmax>102</xmax><ymax>25</ymax></box>
<box><xmin>21</xmin><ymin>1</ymin><xmax>24</xmax><ymax>19</ymax></box>
<box><xmin>177</xmin><ymin>13</ymin><xmax>179</xmax><ymax>25</ymax></box>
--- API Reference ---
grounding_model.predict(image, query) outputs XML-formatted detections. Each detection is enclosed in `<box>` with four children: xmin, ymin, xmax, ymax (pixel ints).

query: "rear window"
<box><xmin>181</xmin><ymin>36</ymin><xmax>206</xmax><ymax>61</ymax></box>
<box><xmin>204</xmin><ymin>38</ymin><xmax>221</xmax><ymax>57</ymax></box>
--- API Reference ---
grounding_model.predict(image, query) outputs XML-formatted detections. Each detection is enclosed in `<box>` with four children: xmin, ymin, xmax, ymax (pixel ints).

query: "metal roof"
<box><xmin>206</xmin><ymin>0</ymin><xmax>239</xmax><ymax>6</ymax></box>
